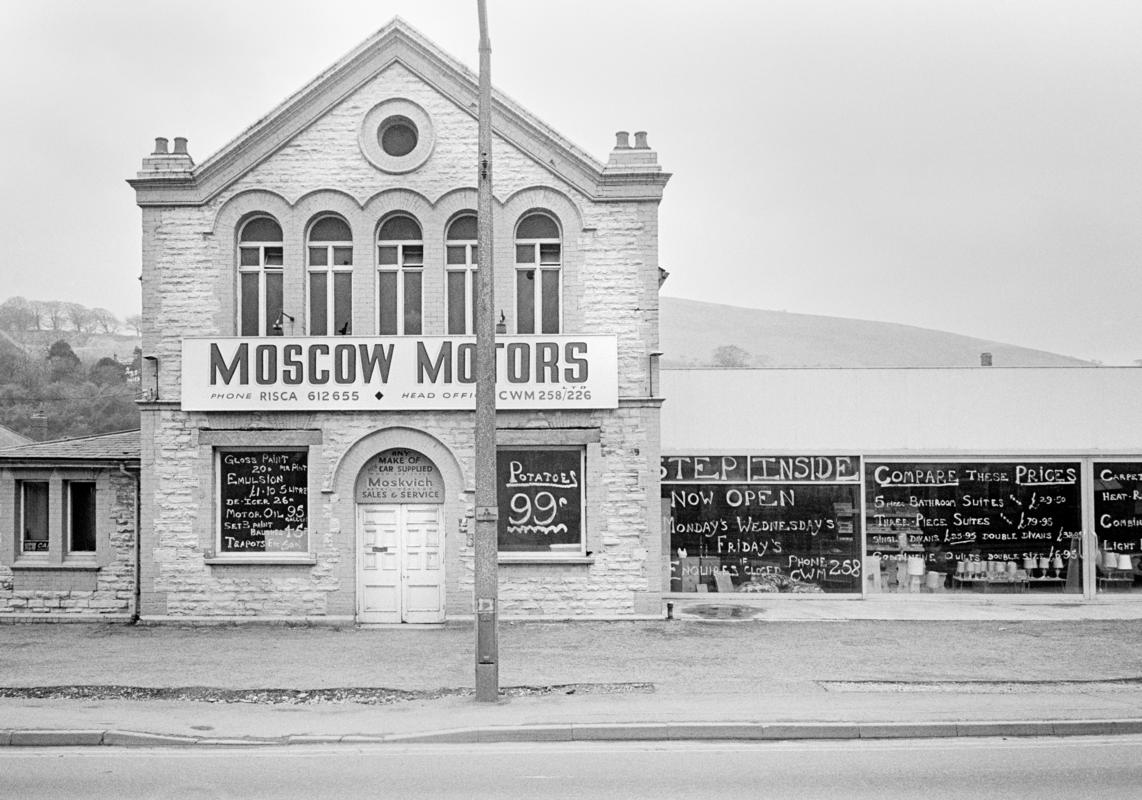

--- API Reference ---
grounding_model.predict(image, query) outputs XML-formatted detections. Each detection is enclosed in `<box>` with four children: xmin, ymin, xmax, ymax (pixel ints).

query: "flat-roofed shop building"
<box><xmin>128</xmin><ymin>20</ymin><xmax>670</xmax><ymax>623</ymax></box>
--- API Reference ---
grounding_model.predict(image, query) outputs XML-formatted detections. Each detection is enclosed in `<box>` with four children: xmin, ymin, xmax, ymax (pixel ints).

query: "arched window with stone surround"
<box><xmin>307</xmin><ymin>216</ymin><xmax>353</xmax><ymax>336</ymax></box>
<box><xmin>514</xmin><ymin>212</ymin><xmax>561</xmax><ymax>334</ymax></box>
<box><xmin>445</xmin><ymin>214</ymin><xmax>478</xmax><ymax>335</ymax></box>
<box><xmin>377</xmin><ymin>214</ymin><xmax>423</xmax><ymax>335</ymax></box>
<box><xmin>237</xmin><ymin>216</ymin><xmax>284</xmax><ymax>336</ymax></box>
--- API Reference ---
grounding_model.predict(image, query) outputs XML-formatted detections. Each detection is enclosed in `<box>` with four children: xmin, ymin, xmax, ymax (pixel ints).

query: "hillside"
<box><xmin>659</xmin><ymin>297</ymin><xmax>1093</xmax><ymax>368</ymax></box>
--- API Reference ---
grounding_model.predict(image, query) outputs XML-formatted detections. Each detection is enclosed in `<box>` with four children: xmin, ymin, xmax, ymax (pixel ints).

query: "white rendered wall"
<box><xmin>661</xmin><ymin>368</ymin><xmax>1142</xmax><ymax>455</ymax></box>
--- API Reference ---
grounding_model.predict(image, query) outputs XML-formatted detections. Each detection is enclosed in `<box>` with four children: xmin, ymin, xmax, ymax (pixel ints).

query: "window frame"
<box><xmin>237</xmin><ymin>216</ymin><xmax>285</xmax><ymax>337</ymax></box>
<box><xmin>445</xmin><ymin>214</ymin><xmax>478</xmax><ymax>335</ymax></box>
<box><xmin>65</xmin><ymin>480</ymin><xmax>97</xmax><ymax>555</ymax></box>
<box><xmin>514</xmin><ymin>213</ymin><xmax>562</xmax><ymax>335</ymax></box>
<box><xmin>18</xmin><ymin>480</ymin><xmax>50</xmax><ymax>556</ymax></box>
<box><xmin>306</xmin><ymin>216</ymin><xmax>354</xmax><ymax>336</ymax></box>
<box><xmin>376</xmin><ymin>215</ymin><xmax>424</xmax><ymax>336</ymax></box>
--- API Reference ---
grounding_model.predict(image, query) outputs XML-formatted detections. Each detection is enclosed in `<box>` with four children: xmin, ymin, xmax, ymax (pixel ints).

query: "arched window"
<box><xmin>377</xmin><ymin>215</ymin><xmax>423</xmax><ymax>335</ymax></box>
<box><xmin>238</xmin><ymin>216</ymin><xmax>284</xmax><ymax>336</ymax></box>
<box><xmin>514</xmin><ymin>213</ymin><xmax>561</xmax><ymax>334</ymax></box>
<box><xmin>307</xmin><ymin>216</ymin><xmax>353</xmax><ymax>336</ymax></box>
<box><xmin>445</xmin><ymin>214</ymin><xmax>478</xmax><ymax>335</ymax></box>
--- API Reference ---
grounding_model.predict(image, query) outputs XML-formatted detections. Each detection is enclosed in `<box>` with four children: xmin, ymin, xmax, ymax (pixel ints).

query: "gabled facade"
<box><xmin>130</xmin><ymin>20</ymin><xmax>670</xmax><ymax>622</ymax></box>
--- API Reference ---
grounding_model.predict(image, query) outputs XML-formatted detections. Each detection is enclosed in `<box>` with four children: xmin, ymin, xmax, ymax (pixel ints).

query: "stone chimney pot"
<box><xmin>614</xmin><ymin>131</ymin><xmax>630</xmax><ymax>149</ymax></box>
<box><xmin>633</xmin><ymin>131</ymin><xmax>649</xmax><ymax>149</ymax></box>
<box><xmin>153</xmin><ymin>137</ymin><xmax>169</xmax><ymax>155</ymax></box>
<box><xmin>173</xmin><ymin>137</ymin><xmax>189</xmax><ymax>155</ymax></box>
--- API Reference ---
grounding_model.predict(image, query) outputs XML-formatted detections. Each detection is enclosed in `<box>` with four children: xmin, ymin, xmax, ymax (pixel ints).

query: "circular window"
<box><xmin>380</xmin><ymin>117</ymin><xmax>418</xmax><ymax>157</ymax></box>
<box><xmin>359</xmin><ymin>99</ymin><xmax>435</xmax><ymax>174</ymax></box>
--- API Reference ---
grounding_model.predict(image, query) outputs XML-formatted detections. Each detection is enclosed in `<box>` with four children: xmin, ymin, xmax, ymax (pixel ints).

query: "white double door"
<box><xmin>358</xmin><ymin>504</ymin><xmax>445</xmax><ymax>624</ymax></box>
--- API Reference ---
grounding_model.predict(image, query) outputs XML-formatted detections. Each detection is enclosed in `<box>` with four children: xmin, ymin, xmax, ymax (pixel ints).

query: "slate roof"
<box><xmin>0</xmin><ymin>429</ymin><xmax>140</xmax><ymax>464</ymax></box>
<box><xmin>0</xmin><ymin>424</ymin><xmax>31</xmax><ymax>449</ymax></box>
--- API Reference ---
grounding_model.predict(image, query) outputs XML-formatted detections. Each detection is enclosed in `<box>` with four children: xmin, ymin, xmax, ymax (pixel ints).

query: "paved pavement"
<box><xmin>5</xmin><ymin>597</ymin><xmax>1142</xmax><ymax>746</ymax></box>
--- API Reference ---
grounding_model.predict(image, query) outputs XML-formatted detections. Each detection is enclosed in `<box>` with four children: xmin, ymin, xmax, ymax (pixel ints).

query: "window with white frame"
<box><xmin>377</xmin><ymin>215</ymin><xmax>423</xmax><ymax>335</ymax></box>
<box><xmin>445</xmin><ymin>214</ymin><xmax>478</xmax><ymax>335</ymax></box>
<box><xmin>307</xmin><ymin>216</ymin><xmax>353</xmax><ymax>336</ymax></box>
<box><xmin>515</xmin><ymin>213</ymin><xmax>561</xmax><ymax>334</ymax></box>
<box><xmin>238</xmin><ymin>216</ymin><xmax>285</xmax><ymax>336</ymax></box>
<box><xmin>19</xmin><ymin>481</ymin><xmax>49</xmax><ymax>554</ymax></box>
<box><xmin>66</xmin><ymin>481</ymin><xmax>97</xmax><ymax>553</ymax></box>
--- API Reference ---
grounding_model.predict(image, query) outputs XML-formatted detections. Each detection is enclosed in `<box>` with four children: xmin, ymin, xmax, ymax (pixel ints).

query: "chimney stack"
<box><xmin>980</xmin><ymin>352</ymin><xmax>993</xmax><ymax>367</ymax></box>
<box><xmin>138</xmin><ymin>135</ymin><xmax>194</xmax><ymax>176</ymax></box>
<box><xmin>604</xmin><ymin>129</ymin><xmax>661</xmax><ymax>174</ymax></box>
<box><xmin>31</xmin><ymin>410</ymin><xmax>47</xmax><ymax>442</ymax></box>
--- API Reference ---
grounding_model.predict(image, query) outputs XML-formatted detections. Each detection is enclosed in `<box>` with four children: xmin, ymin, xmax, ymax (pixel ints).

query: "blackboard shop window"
<box><xmin>662</xmin><ymin>455</ymin><xmax>863</xmax><ymax>594</ymax></box>
<box><xmin>217</xmin><ymin>450</ymin><xmax>308</xmax><ymax>555</ymax></box>
<box><xmin>1093</xmin><ymin>463</ymin><xmax>1142</xmax><ymax>593</ymax></box>
<box><xmin>497</xmin><ymin>448</ymin><xmax>583</xmax><ymax>554</ymax></box>
<box><xmin>864</xmin><ymin>461</ymin><xmax>1083</xmax><ymax>594</ymax></box>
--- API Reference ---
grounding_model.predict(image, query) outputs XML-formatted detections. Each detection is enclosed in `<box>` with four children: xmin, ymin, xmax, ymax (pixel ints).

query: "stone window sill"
<box><xmin>204</xmin><ymin>555</ymin><xmax>317</xmax><ymax>566</ymax></box>
<box><xmin>10</xmin><ymin>561</ymin><xmax>101</xmax><ymax>571</ymax></box>
<box><xmin>498</xmin><ymin>556</ymin><xmax>595</xmax><ymax>566</ymax></box>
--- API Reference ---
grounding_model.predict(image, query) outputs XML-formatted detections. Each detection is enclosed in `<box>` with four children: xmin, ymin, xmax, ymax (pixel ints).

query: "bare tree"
<box><xmin>27</xmin><ymin>300</ymin><xmax>48</xmax><ymax>331</ymax></box>
<box><xmin>91</xmin><ymin>308</ymin><xmax>120</xmax><ymax>334</ymax></box>
<box><xmin>44</xmin><ymin>301</ymin><xmax>66</xmax><ymax>331</ymax></box>
<box><xmin>0</xmin><ymin>297</ymin><xmax>36</xmax><ymax>332</ymax></box>
<box><xmin>124</xmin><ymin>313</ymin><xmax>143</xmax><ymax>337</ymax></box>
<box><xmin>712</xmin><ymin>344</ymin><xmax>752</xmax><ymax>368</ymax></box>
<box><xmin>65</xmin><ymin>302</ymin><xmax>95</xmax><ymax>334</ymax></box>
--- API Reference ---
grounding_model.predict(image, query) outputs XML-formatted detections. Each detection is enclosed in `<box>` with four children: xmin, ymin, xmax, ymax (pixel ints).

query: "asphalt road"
<box><xmin>4</xmin><ymin>737</ymin><xmax>1142</xmax><ymax>800</ymax></box>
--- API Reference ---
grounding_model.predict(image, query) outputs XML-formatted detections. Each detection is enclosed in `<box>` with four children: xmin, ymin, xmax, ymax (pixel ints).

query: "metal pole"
<box><xmin>474</xmin><ymin>0</ymin><xmax>499</xmax><ymax>702</ymax></box>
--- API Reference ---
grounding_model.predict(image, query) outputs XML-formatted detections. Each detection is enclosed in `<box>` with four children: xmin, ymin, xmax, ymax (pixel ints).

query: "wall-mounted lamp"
<box><xmin>271</xmin><ymin>312</ymin><xmax>296</xmax><ymax>336</ymax></box>
<box><xmin>495</xmin><ymin>310</ymin><xmax>506</xmax><ymax>335</ymax></box>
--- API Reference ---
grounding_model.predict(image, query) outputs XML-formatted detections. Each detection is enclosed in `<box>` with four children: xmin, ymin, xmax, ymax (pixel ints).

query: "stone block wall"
<box><xmin>0</xmin><ymin>469</ymin><xmax>136</xmax><ymax>620</ymax></box>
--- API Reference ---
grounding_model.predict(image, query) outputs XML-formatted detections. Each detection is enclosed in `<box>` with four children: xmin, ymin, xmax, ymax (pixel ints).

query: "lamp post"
<box><xmin>473</xmin><ymin>0</ymin><xmax>499</xmax><ymax>702</ymax></box>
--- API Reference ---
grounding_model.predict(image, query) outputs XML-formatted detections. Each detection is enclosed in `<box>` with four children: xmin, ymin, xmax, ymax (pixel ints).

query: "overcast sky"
<box><xmin>3</xmin><ymin>0</ymin><xmax>1141</xmax><ymax>363</ymax></box>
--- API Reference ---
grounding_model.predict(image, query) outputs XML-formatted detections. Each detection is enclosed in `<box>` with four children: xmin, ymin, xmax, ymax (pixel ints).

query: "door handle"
<box><xmin>371</xmin><ymin>546</ymin><xmax>389</xmax><ymax>553</ymax></box>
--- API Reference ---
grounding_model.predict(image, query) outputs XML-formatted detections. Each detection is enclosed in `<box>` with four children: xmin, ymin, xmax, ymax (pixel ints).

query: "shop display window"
<box><xmin>497</xmin><ymin>447</ymin><xmax>583</xmax><ymax>556</ymax></box>
<box><xmin>216</xmin><ymin>449</ymin><xmax>308</xmax><ymax>555</ymax></box>
<box><xmin>1093</xmin><ymin>463</ymin><xmax>1142</xmax><ymax>593</ymax></box>
<box><xmin>865</xmin><ymin>461</ymin><xmax>1082</xmax><ymax>594</ymax></box>
<box><xmin>662</xmin><ymin>455</ymin><xmax>862</xmax><ymax>594</ymax></box>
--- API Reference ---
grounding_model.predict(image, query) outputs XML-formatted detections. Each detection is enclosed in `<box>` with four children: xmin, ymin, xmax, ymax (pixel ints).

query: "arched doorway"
<box><xmin>355</xmin><ymin>448</ymin><xmax>446</xmax><ymax>623</ymax></box>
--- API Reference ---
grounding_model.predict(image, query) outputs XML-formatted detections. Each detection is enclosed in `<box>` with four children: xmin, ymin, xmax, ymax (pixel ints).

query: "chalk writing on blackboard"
<box><xmin>662</xmin><ymin>454</ymin><xmax>861</xmax><ymax>594</ymax></box>
<box><xmin>865</xmin><ymin>461</ymin><xmax>1082</xmax><ymax>566</ymax></box>
<box><xmin>1094</xmin><ymin>463</ymin><xmax>1142</xmax><ymax>553</ymax></box>
<box><xmin>219</xmin><ymin>450</ymin><xmax>308</xmax><ymax>554</ymax></box>
<box><xmin>497</xmin><ymin>449</ymin><xmax>582</xmax><ymax>552</ymax></box>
